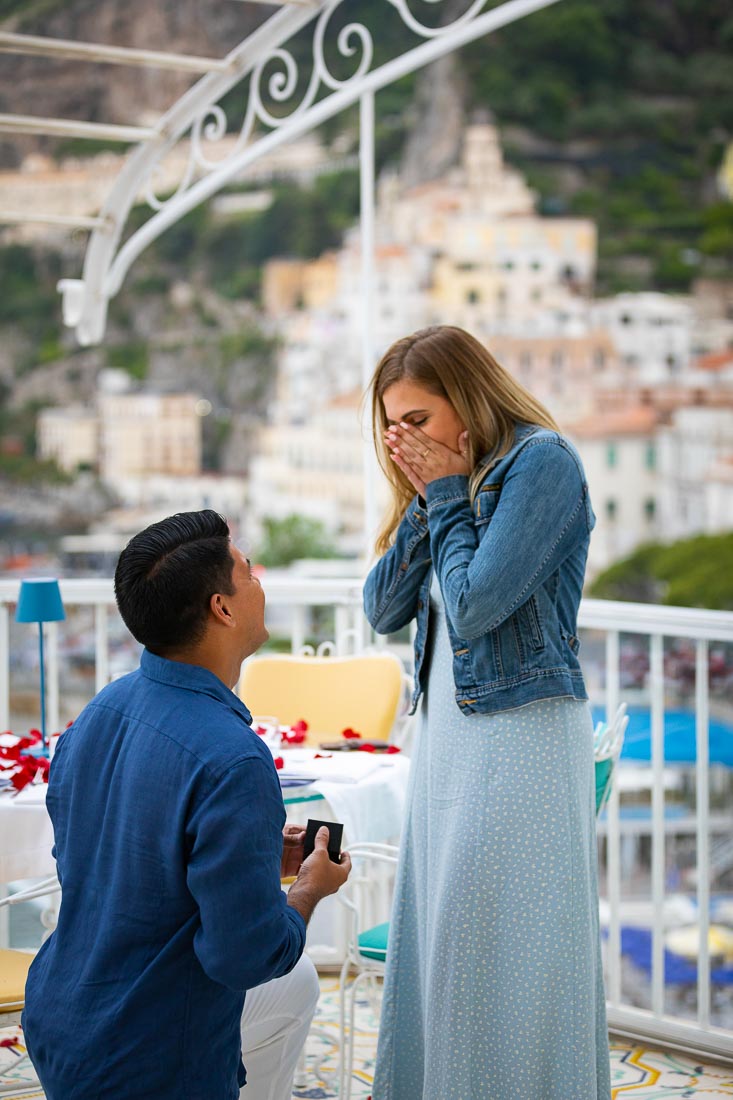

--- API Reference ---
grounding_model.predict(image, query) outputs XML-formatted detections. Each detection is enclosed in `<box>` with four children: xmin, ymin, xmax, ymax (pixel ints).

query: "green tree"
<box><xmin>107</xmin><ymin>342</ymin><xmax>149</xmax><ymax>381</ymax></box>
<box><xmin>589</xmin><ymin>533</ymin><xmax>733</xmax><ymax>611</ymax></box>
<box><xmin>257</xmin><ymin>514</ymin><xmax>339</xmax><ymax>568</ymax></box>
<box><xmin>699</xmin><ymin>202</ymin><xmax>733</xmax><ymax>261</ymax></box>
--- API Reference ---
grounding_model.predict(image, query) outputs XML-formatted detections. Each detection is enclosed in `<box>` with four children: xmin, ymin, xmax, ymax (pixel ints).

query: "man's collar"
<box><xmin>140</xmin><ymin>648</ymin><xmax>252</xmax><ymax>725</ymax></box>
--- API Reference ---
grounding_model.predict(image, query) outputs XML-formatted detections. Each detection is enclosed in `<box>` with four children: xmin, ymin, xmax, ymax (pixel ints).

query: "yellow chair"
<box><xmin>0</xmin><ymin>948</ymin><xmax>33</xmax><ymax>1026</ymax></box>
<box><xmin>0</xmin><ymin>869</ymin><xmax>59</xmax><ymax>1100</ymax></box>
<box><xmin>238</xmin><ymin>652</ymin><xmax>408</xmax><ymax>748</ymax></box>
<box><xmin>0</xmin><ymin>875</ymin><xmax>59</xmax><ymax>1028</ymax></box>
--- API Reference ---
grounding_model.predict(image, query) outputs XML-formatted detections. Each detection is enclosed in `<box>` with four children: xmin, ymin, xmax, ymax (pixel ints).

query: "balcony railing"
<box><xmin>1</xmin><ymin>576</ymin><xmax>732</xmax><ymax>1063</ymax></box>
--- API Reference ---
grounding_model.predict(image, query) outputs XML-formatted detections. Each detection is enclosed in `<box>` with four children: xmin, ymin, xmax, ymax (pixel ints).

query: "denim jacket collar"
<box><xmin>478</xmin><ymin>422</ymin><xmax>539</xmax><ymax>473</ymax></box>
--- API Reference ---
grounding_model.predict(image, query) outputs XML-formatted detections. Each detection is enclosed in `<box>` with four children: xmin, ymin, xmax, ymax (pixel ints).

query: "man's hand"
<box><xmin>286</xmin><ymin>826</ymin><xmax>352</xmax><ymax>926</ymax></box>
<box><xmin>281</xmin><ymin>824</ymin><xmax>306</xmax><ymax>880</ymax></box>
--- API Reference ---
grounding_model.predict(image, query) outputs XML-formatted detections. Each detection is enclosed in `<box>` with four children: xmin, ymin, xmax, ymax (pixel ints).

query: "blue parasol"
<box><xmin>591</xmin><ymin>706</ymin><xmax>733</xmax><ymax>767</ymax></box>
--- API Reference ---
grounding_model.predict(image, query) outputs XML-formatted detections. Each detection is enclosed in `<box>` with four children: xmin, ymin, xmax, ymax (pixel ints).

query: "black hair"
<box><xmin>114</xmin><ymin>510</ymin><xmax>234</xmax><ymax>652</ymax></box>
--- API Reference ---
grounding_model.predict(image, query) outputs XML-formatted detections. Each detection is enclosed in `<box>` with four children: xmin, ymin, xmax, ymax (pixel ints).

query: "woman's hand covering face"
<box><xmin>385</xmin><ymin>421</ymin><xmax>470</xmax><ymax>497</ymax></box>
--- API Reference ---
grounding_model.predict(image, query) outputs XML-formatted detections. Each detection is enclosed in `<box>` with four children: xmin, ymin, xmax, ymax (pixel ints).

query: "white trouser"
<box><xmin>239</xmin><ymin>952</ymin><xmax>320</xmax><ymax>1100</ymax></box>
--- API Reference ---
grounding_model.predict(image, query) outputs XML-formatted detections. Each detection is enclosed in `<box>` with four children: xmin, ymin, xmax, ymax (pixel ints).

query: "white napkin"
<box><xmin>306</xmin><ymin>752</ymin><xmax>384</xmax><ymax>784</ymax></box>
<box><xmin>313</xmin><ymin>755</ymin><xmax>410</xmax><ymax>844</ymax></box>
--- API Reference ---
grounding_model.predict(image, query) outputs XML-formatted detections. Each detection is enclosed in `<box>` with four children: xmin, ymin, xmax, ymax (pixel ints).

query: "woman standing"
<box><xmin>364</xmin><ymin>326</ymin><xmax>611</xmax><ymax>1100</ymax></box>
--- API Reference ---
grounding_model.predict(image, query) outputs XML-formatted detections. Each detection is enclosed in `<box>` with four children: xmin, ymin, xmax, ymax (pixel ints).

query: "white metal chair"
<box><xmin>0</xmin><ymin>874</ymin><xmax>59</xmax><ymax>1096</ymax></box>
<box><xmin>594</xmin><ymin>702</ymin><xmax>628</xmax><ymax>814</ymax></box>
<box><xmin>0</xmin><ymin>875</ymin><xmax>59</xmax><ymax>1025</ymax></box>
<box><xmin>336</xmin><ymin>843</ymin><xmax>398</xmax><ymax>1100</ymax></box>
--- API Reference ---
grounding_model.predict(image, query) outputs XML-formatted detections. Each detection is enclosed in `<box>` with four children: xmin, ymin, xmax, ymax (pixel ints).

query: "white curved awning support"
<box><xmin>52</xmin><ymin>0</ymin><xmax>561</xmax><ymax>345</ymax></box>
<box><xmin>0</xmin><ymin>32</ymin><xmax>229</xmax><ymax>73</ymax></box>
<box><xmin>0</xmin><ymin>113</ymin><xmax>156</xmax><ymax>142</ymax></box>
<box><xmin>54</xmin><ymin>1</ymin><xmax>334</xmax><ymax>345</ymax></box>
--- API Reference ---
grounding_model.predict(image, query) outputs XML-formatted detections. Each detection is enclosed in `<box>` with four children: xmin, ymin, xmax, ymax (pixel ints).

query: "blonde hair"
<box><xmin>369</xmin><ymin>325</ymin><xmax>560</xmax><ymax>555</ymax></box>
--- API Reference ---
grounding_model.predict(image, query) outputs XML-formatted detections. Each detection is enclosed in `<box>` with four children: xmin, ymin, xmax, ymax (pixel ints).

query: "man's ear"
<box><xmin>210</xmin><ymin>591</ymin><xmax>234</xmax><ymax>627</ymax></box>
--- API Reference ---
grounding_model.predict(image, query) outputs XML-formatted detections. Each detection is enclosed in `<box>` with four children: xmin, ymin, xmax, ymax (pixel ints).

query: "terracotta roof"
<box><xmin>376</xmin><ymin>244</ymin><xmax>408</xmax><ymax>260</ymax></box>
<box><xmin>327</xmin><ymin>388</ymin><xmax>362</xmax><ymax>409</ymax></box>
<box><xmin>568</xmin><ymin>406</ymin><xmax>659</xmax><ymax>438</ymax></box>
<box><xmin>695</xmin><ymin>350</ymin><xmax>733</xmax><ymax>372</ymax></box>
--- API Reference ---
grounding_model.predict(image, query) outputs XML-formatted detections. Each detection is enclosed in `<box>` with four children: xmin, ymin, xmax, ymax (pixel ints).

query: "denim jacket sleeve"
<box><xmin>363</xmin><ymin>494</ymin><xmax>432</xmax><ymax>634</ymax></box>
<box><xmin>425</xmin><ymin>439</ymin><xmax>592</xmax><ymax>640</ymax></box>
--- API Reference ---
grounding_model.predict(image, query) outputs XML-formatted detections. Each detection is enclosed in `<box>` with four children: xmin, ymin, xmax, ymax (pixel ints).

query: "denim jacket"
<box><xmin>363</xmin><ymin>425</ymin><xmax>595</xmax><ymax>715</ymax></box>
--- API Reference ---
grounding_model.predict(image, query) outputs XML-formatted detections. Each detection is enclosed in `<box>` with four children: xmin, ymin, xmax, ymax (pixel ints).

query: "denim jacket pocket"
<box><xmin>519</xmin><ymin>593</ymin><xmax>545</xmax><ymax>652</ymax></box>
<box><xmin>474</xmin><ymin>485</ymin><xmax>501</xmax><ymax>524</ymax></box>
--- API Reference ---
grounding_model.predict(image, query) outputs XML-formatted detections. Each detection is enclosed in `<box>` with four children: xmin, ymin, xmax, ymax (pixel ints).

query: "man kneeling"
<box><xmin>23</xmin><ymin>510</ymin><xmax>351</xmax><ymax>1099</ymax></box>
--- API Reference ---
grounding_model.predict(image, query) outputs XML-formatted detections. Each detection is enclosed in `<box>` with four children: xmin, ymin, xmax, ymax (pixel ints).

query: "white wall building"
<box><xmin>704</xmin><ymin>457</ymin><xmax>730</xmax><ymax>534</ymax></box>
<box><xmin>97</xmin><ymin>392</ymin><xmax>202</xmax><ymax>480</ymax></box>
<box><xmin>37</xmin><ymin>405</ymin><xmax>98</xmax><ymax>473</ymax></box>
<box><xmin>262</xmin><ymin>120</ymin><xmax>599</xmax><ymax>422</ymax></box>
<box><xmin>248</xmin><ymin>389</ymin><xmax>388</xmax><ymax>553</ymax></box>
<box><xmin>490</xmin><ymin>330</ymin><xmax>620</xmax><ymax>425</ymax></box>
<box><xmin>705</xmin><ymin>458</ymin><xmax>733</xmax><ymax>534</ymax></box>
<box><xmin>110</xmin><ymin>472</ymin><xmax>246</xmax><ymax>516</ymax></box>
<box><xmin>567</xmin><ymin>407</ymin><xmax>660</xmax><ymax>575</ymax></box>
<box><xmin>657</xmin><ymin>405</ymin><xmax>733</xmax><ymax>540</ymax></box>
<box><xmin>592</xmin><ymin>293</ymin><xmax>692</xmax><ymax>384</ymax></box>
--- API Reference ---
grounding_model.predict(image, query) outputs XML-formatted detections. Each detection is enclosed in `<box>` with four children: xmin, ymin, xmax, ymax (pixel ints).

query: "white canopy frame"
<box><xmin>3</xmin><ymin>0</ymin><xmax>560</xmax><ymax>349</ymax></box>
<box><xmin>2</xmin><ymin>0</ymin><xmax>563</xmax><ymax>541</ymax></box>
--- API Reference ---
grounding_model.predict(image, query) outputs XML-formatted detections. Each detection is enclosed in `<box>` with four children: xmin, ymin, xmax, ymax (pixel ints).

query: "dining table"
<box><xmin>0</xmin><ymin>745</ymin><xmax>410</xmax><ymax>963</ymax></box>
<box><xmin>0</xmin><ymin>746</ymin><xmax>410</xmax><ymax>886</ymax></box>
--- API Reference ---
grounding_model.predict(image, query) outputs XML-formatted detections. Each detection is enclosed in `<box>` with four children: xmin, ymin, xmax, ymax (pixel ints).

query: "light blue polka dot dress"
<box><xmin>372</xmin><ymin>577</ymin><xmax>611</xmax><ymax>1100</ymax></box>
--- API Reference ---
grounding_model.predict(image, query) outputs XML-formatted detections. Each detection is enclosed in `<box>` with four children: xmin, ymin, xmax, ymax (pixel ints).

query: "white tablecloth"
<box><xmin>0</xmin><ymin>750</ymin><xmax>411</xmax><ymax>884</ymax></box>
<box><xmin>0</xmin><ymin>785</ymin><xmax>55</xmax><ymax>883</ymax></box>
<box><xmin>281</xmin><ymin>749</ymin><xmax>410</xmax><ymax>845</ymax></box>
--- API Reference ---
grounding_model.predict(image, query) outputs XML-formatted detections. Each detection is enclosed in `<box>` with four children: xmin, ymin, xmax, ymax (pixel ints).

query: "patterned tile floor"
<box><xmin>1</xmin><ymin>977</ymin><xmax>731</xmax><ymax>1098</ymax></box>
<box><xmin>298</xmin><ymin>978</ymin><xmax>733</xmax><ymax>1100</ymax></box>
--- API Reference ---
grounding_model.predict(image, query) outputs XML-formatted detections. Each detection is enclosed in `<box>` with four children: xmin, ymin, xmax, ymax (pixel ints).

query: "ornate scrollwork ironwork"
<box><xmin>141</xmin><ymin>0</ymin><xmax>489</xmax><ymax>211</ymax></box>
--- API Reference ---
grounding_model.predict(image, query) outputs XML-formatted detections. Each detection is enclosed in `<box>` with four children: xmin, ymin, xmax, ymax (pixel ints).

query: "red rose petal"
<box><xmin>281</xmin><ymin>728</ymin><xmax>306</xmax><ymax>745</ymax></box>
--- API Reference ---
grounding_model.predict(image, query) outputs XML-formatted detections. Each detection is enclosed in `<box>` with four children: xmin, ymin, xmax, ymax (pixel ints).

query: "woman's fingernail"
<box><xmin>399</xmin><ymin>421</ymin><xmax>411</xmax><ymax>430</ymax></box>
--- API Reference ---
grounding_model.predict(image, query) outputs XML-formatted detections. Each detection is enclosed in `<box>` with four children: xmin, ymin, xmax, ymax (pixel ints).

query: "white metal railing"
<box><xmin>2</xmin><ymin>577</ymin><xmax>733</xmax><ymax>1063</ymax></box>
<box><xmin>579</xmin><ymin>597</ymin><xmax>733</xmax><ymax>1064</ymax></box>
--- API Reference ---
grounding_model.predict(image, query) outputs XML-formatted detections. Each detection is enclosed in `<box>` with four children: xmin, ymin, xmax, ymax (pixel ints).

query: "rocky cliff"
<box><xmin>0</xmin><ymin>0</ymin><xmax>266</xmax><ymax>166</ymax></box>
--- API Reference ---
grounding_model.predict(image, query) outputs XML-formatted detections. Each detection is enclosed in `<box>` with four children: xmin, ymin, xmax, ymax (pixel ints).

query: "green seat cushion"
<box><xmin>595</xmin><ymin>757</ymin><xmax>614</xmax><ymax>813</ymax></box>
<box><xmin>358</xmin><ymin>921</ymin><xmax>389</xmax><ymax>961</ymax></box>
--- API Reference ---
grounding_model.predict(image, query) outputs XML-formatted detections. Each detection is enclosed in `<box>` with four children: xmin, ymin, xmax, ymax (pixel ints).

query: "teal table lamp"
<box><xmin>15</xmin><ymin>578</ymin><xmax>66</xmax><ymax>753</ymax></box>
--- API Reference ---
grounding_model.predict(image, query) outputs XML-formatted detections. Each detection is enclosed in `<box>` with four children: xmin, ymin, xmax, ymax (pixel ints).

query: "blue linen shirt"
<box><xmin>22</xmin><ymin>649</ymin><xmax>306</xmax><ymax>1100</ymax></box>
